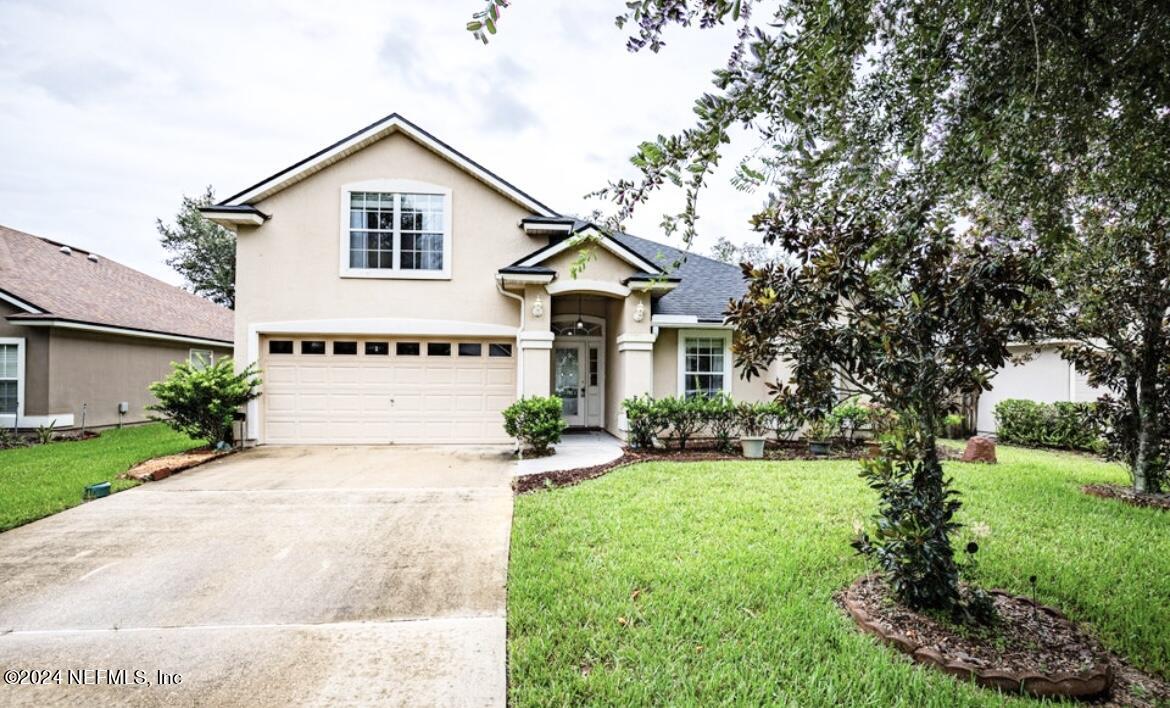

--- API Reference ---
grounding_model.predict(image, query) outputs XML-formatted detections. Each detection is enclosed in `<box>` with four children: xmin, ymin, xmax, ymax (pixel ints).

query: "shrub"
<box><xmin>805</xmin><ymin>416</ymin><xmax>837</xmax><ymax>442</ymax></box>
<box><xmin>34</xmin><ymin>421</ymin><xmax>57</xmax><ymax>445</ymax></box>
<box><xmin>994</xmin><ymin>399</ymin><xmax>1102</xmax><ymax>452</ymax></box>
<box><xmin>830</xmin><ymin>396</ymin><xmax>868</xmax><ymax>441</ymax></box>
<box><xmin>622</xmin><ymin>395</ymin><xmax>662</xmax><ymax>449</ymax></box>
<box><xmin>503</xmin><ymin>396</ymin><xmax>568</xmax><ymax>455</ymax></box>
<box><xmin>657</xmin><ymin>395</ymin><xmax>707</xmax><ymax>450</ymax></box>
<box><xmin>737</xmin><ymin>402</ymin><xmax>769</xmax><ymax>437</ymax></box>
<box><xmin>148</xmin><ymin>359</ymin><xmax>261</xmax><ymax>446</ymax></box>
<box><xmin>762</xmin><ymin>401</ymin><xmax>801</xmax><ymax>441</ymax></box>
<box><xmin>702</xmin><ymin>393</ymin><xmax>738</xmax><ymax>452</ymax></box>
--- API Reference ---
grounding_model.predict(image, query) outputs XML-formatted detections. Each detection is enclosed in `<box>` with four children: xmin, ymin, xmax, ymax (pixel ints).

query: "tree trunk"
<box><xmin>1133</xmin><ymin>311</ymin><xmax>1164</xmax><ymax>494</ymax></box>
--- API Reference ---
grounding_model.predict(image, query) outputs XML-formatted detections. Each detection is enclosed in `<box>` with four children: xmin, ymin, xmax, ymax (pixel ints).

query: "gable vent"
<box><xmin>59</xmin><ymin>246</ymin><xmax>72</xmax><ymax>255</ymax></box>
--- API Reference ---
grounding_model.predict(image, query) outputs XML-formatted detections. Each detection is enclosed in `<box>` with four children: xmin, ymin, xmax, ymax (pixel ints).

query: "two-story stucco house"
<box><xmin>201</xmin><ymin>113</ymin><xmax>784</xmax><ymax>445</ymax></box>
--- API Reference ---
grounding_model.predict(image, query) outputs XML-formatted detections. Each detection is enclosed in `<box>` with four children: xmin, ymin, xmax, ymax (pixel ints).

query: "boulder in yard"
<box><xmin>961</xmin><ymin>436</ymin><xmax>997</xmax><ymax>464</ymax></box>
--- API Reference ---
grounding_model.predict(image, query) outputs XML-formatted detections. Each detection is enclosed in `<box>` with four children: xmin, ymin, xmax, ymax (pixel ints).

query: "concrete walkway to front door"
<box><xmin>513</xmin><ymin>430</ymin><xmax>624</xmax><ymax>477</ymax></box>
<box><xmin>0</xmin><ymin>445</ymin><xmax>514</xmax><ymax>707</ymax></box>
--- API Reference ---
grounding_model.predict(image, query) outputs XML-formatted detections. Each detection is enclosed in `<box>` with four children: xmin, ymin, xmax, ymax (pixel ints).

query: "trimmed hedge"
<box><xmin>993</xmin><ymin>398</ymin><xmax>1103</xmax><ymax>453</ymax></box>
<box><xmin>503</xmin><ymin>396</ymin><xmax>568</xmax><ymax>454</ymax></box>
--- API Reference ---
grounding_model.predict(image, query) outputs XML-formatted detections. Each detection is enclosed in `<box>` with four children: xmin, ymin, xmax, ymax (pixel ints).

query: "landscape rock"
<box><xmin>961</xmin><ymin>436</ymin><xmax>997</xmax><ymax>464</ymax></box>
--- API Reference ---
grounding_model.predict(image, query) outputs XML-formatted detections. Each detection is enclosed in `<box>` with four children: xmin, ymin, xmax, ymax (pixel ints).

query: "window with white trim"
<box><xmin>0</xmin><ymin>343</ymin><xmax>18</xmax><ymax>414</ymax></box>
<box><xmin>344</xmin><ymin>184</ymin><xmax>450</xmax><ymax>278</ymax></box>
<box><xmin>679</xmin><ymin>330</ymin><xmax>731</xmax><ymax>399</ymax></box>
<box><xmin>189</xmin><ymin>349</ymin><xmax>214</xmax><ymax>370</ymax></box>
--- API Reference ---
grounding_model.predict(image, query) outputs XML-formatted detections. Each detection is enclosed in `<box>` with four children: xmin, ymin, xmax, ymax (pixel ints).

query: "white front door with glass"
<box><xmin>552</xmin><ymin>331</ymin><xmax>603</xmax><ymax>428</ymax></box>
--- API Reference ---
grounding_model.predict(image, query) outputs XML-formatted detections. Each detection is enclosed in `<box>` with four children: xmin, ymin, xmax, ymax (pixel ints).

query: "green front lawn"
<box><xmin>0</xmin><ymin>423</ymin><xmax>203</xmax><ymax>532</ymax></box>
<box><xmin>509</xmin><ymin>446</ymin><xmax>1168</xmax><ymax>706</ymax></box>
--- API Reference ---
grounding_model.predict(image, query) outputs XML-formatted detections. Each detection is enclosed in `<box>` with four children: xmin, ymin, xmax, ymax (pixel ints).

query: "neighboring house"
<box><xmin>201</xmin><ymin>113</ymin><xmax>785</xmax><ymax>445</ymax></box>
<box><xmin>0</xmin><ymin>225</ymin><xmax>234</xmax><ymax>429</ymax></box>
<box><xmin>975</xmin><ymin>342</ymin><xmax>1107</xmax><ymax>434</ymax></box>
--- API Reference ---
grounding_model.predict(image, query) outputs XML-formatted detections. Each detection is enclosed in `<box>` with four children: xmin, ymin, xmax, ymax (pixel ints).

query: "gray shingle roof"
<box><xmin>0</xmin><ymin>224</ymin><xmax>234</xmax><ymax>343</ymax></box>
<box><xmin>606</xmin><ymin>231</ymin><xmax>745</xmax><ymax>322</ymax></box>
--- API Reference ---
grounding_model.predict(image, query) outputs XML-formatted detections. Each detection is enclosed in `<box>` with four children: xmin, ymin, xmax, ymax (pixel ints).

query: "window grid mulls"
<box><xmin>683</xmin><ymin>337</ymin><xmax>725</xmax><ymax>399</ymax></box>
<box><xmin>348</xmin><ymin>192</ymin><xmax>444</xmax><ymax>271</ymax></box>
<box><xmin>0</xmin><ymin>344</ymin><xmax>16</xmax><ymax>414</ymax></box>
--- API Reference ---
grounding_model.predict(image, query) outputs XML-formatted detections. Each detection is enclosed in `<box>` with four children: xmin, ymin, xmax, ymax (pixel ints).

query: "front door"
<box><xmin>554</xmin><ymin>343</ymin><xmax>585</xmax><ymax>426</ymax></box>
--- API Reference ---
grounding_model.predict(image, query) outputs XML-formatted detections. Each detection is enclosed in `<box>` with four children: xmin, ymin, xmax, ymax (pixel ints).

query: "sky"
<box><xmin>0</xmin><ymin>0</ymin><xmax>764</xmax><ymax>286</ymax></box>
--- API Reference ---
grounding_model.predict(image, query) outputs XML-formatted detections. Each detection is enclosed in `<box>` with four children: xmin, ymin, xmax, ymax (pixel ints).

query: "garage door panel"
<box><xmin>261</xmin><ymin>337</ymin><xmax>516</xmax><ymax>444</ymax></box>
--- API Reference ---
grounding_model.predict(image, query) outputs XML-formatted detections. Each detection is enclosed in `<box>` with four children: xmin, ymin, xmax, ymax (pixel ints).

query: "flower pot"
<box><xmin>740</xmin><ymin>436</ymin><xmax>767</xmax><ymax>459</ymax></box>
<box><xmin>808</xmin><ymin>440</ymin><xmax>831</xmax><ymax>457</ymax></box>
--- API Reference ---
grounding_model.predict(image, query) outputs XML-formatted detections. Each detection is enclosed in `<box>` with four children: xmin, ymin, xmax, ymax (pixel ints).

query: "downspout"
<box><xmin>495</xmin><ymin>276</ymin><xmax>525</xmax><ymax>399</ymax></box>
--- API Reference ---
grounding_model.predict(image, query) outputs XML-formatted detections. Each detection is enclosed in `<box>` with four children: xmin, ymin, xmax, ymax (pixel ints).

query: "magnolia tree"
<box><xmin>468</xmin><ymin>0</ymin><xmax>1169</xmax><ymax>605</ymax></box>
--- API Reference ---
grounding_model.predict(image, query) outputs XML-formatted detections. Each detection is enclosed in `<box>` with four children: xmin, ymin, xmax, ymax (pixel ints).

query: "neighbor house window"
<box><xmin>679</xmin><ymin>330</ymin><xmax>731</xmax><ymax>399</ymax></box>
<box><xmin>0</xmin><ymin>342</ymin><xmax>19</xmax><ymax>415</ymax></box>
<box><xmin>189</xmin><ymin>349</ymin><xmax>214</xmax><ymax>369</ymax></box>
<box><xmin>343</xmin><ymin>182</ymin><xmax>451</xmax><ymax>278</ymax></box>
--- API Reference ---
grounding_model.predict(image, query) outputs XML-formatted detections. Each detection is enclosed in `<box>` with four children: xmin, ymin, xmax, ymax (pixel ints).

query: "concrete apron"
<box><xmin>0</xmin><ymin>445</ymin><xmax>514</xmax><ymax>707</ymax></box>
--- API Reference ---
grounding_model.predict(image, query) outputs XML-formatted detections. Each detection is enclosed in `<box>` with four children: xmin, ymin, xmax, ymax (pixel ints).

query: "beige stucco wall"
<box><xmin>976</xmin><ymin>344</ymin><xmax>1107</xmax><ymax>434</ymax></box>
<box><xmin>0</xmin><ymin>305</ymin><xmax>50</xmax><ymax>416</ymax></box>
<box><xmin>47</xmin><ymin>330</ymin><xmax>231</xmax><ymax>428</ymax></box>
<box><xmin>543</xmin><ymin>245</ymin><xmax>638</xmax><ymax>285</ymax></box>
<box><xmin>234</xmin><ymin>131</ymin><xmax>541</xmax><ymax>364</ymax></box>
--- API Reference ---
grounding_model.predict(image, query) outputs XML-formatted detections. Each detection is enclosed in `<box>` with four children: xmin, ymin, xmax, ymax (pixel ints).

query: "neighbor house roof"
<box><xmin>0</xmin><ymin>225</ymin><xmax>234</xmax><ymax>345</ymax></box>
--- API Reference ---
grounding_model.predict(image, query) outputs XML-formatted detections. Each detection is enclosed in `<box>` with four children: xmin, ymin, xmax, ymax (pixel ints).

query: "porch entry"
<box><xmin>551</xmin><ymin>315</ymin><xmax>604</xmax><ymax>428</ymax></box>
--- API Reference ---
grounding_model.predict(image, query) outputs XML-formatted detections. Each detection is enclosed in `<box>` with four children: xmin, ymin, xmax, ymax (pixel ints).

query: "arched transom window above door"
<box><xmin>551</xmin><ymin>321</ymin><xmax>603</xmax><ymax>337</ymax></box>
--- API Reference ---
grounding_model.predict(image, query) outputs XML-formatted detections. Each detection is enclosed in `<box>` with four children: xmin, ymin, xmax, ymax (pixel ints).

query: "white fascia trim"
<box><xmin>677</xmin><ymin>328</ymin><xmax>733</xmax><ymax>396</ymax></box>
<box><xmin>339</xmin><ymin>180</ymin><xmax>453</xmax><ymax>280</ymax></box>
<box><xmin>545</xmin><ymin>279</ymin><xmax>630</xmax><ymax>298</ymax></box>
<box><xmin>652</xmin><ymin>314</ymin><xmax>698</xmax><ymax>325</ymax></box>
<box><xmin>0</xmin><ymin>291</ymin><xmax>43</xmax><ymax>314</ymax></box>
<box><xmin>201</xmin><ymin>211</ymin><xmax>266</xmax><ymax>227</ymax></box>
<box><xmin>224</xmin><ymin>115</ymin><xmax>557</xmax><ymax>217</ymax></box>
<box><xmin>628</xmin><ymin>280</ymin><xmax>680</xmax><ymax>292</ymax></box>
<box><xmin>0</xmin><ymin>413</ymin><xmax>75</xmax><ymax>428</ymax></box>
<box><xmin>520</xmin><ymin>221</ymin><xmax>573</xmax><ymax>234</ymax></box>
<box><xmin>497</xmin><ymin>274</ymin><xmax>555</xmax><ymax>285</ymax></box>
<box><xmin>13</xmin><ymin>320</ymin><xmax>232</xmax><ymax>348</ymax></box>
<box><xmin>516</xmin><ymin>228</ymin><xmax>662</xmax><ymax>274</ymax></box>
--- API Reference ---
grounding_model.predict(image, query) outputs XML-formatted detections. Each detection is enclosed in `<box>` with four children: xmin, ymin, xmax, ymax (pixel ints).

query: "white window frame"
<box><xmin>189</xmin><ymin>349</ymin><xmax>214</xmax><ymax>369</ymax></box>
<box><xmin>0</xmin><ymin>338</ymin><xmax>25</xmax><ymax>425</ymax></box>
<box><xmin>677</xmin><ymin>328</ymin><xmax>732</xmax><ymax>398</ymax></box>
<box><xmin>339</xmin><ymin>179</ymin><xmax>453</xmax><ymax>280</ymax></box>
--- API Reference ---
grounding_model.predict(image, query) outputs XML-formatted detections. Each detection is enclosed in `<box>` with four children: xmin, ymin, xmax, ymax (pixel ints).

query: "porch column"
<box><xmin>518</xmin><ymin>284</ymin><xmax>552</xmax><ymax>397</ymax></box>
<box><xmin>614</xmin><ymin>290</ymin><xmax>656</xmax><ymax>430</ymax></box>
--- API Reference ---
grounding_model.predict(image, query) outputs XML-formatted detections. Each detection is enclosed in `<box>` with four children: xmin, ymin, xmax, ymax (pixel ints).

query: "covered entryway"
<box><xmin>260</xmin><ymin>336</ymin><xmax>516</xmax><ymax>444</ymax></box>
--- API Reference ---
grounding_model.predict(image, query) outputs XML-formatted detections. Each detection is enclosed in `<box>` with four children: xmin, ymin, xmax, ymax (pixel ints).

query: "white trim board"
<box><xmin>515</xmin><ymin>228</ymin><xmax>663</xmax><ymax>275</ymax></box>
<box><xmin>11</xmin><ymin>319</ymin><xmax>231</xmax><ymax>348</ymax></box>
<box><xmin>0</xmin><ymin>413</ymin><xmax>75</xmax><ymax>429</ymax></box>
<box><xmin>0</xmin><ymin>291</ymin><xmax>43</xmax><ymax>314</ymax></box>
<box><xmin>545</xmin><ymin>279</ymin><xmax>630</xmax><ymax>298</ymax></box>
<box><xmin>222</xmin><ymin>114</ymin><xmax>557</xmax><ymax>217</ymax></box>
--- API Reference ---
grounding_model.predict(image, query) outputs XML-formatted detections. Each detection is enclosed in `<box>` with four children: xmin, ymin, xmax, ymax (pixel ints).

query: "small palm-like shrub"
<box><xmin>149</xmin><ymin>359</ymin><xmax>261</xmax><ymax>446</ymax></box>
<box><xmin>736</xmin><ymin>402</ymin><xmax>769</xmax><ymax>438</ymax></box>
<box><xmin>503</xmin><ymin>396</ymin><xmax>568</xmax><ymax>455</ymax></box>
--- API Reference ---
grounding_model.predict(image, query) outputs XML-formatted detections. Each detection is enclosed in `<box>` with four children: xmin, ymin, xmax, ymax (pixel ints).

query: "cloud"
<box><xmin>479</xmin><ymin>90</ymin><xmax>540</xmax><ymax>133</ymax></box>
<box><xmin>21</xmin><ymin>60</ymin><xmax>132</xmax><ymax>106</ymax></box>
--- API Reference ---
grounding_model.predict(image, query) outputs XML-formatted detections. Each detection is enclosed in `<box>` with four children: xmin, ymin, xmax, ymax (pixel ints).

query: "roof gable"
<box><xmin>219</xmin><ymin>113</ymin><xmax>557</xmax><ymax>217</ymax></box>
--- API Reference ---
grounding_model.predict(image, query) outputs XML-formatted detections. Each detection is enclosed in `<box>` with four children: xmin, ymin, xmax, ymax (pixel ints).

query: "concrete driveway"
<box><xmin>0</xmin><ymin>445</ymin><xmax>514</xmax><ymax>707</ymax></box>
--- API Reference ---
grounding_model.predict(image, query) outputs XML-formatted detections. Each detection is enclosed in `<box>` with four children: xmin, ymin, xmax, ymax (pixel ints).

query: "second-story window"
<box><xmin>347</xmin><ymin>189</ymin><xmax>448</xmax><ymax>276</ymax></box>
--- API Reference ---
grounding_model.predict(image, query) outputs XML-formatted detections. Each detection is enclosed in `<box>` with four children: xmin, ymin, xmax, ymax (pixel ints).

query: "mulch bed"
<box><xmin>839</xmin><ymin>575</ymin><xmax>1169</xmax><ymax>705</ymax></box>
<box><xmin>1083</xmin><ymin>484</ymin><xmax>1170</xmax><ymax>512</ymax></box>
<box><xmin>123</xmin><ymin>448</ymin><xmax>234</xmax><ymax>482</ymax></box>
<box><xmin>514</xmin><ymin>439</ymin><xmax>960</xmax><ymax>494</ymax></box>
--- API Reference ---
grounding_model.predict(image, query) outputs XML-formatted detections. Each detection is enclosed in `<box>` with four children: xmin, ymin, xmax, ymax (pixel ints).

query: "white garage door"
<box><xmin>261</xmin><ymin>337</ymin><xmax>516</xmax><ymax>444</ymax></box>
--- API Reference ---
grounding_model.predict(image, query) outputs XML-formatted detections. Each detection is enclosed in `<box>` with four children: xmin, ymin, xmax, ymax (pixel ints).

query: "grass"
<box><xmin>0</xmin><ymin>423</ymin><xmax>203</xmax><ymax>531</ymax></box>
<box><xmin>508</xmin><ymin>445</ymin><xmax>1169</xmax><ymax>706</ymax></box>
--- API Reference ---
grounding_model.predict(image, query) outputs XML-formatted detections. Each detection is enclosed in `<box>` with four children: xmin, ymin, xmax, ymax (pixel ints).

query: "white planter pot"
<box><xmin>740</xmin><ymin>436</ymin><xmax>767</xmax><ymax>459</ymax></box>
